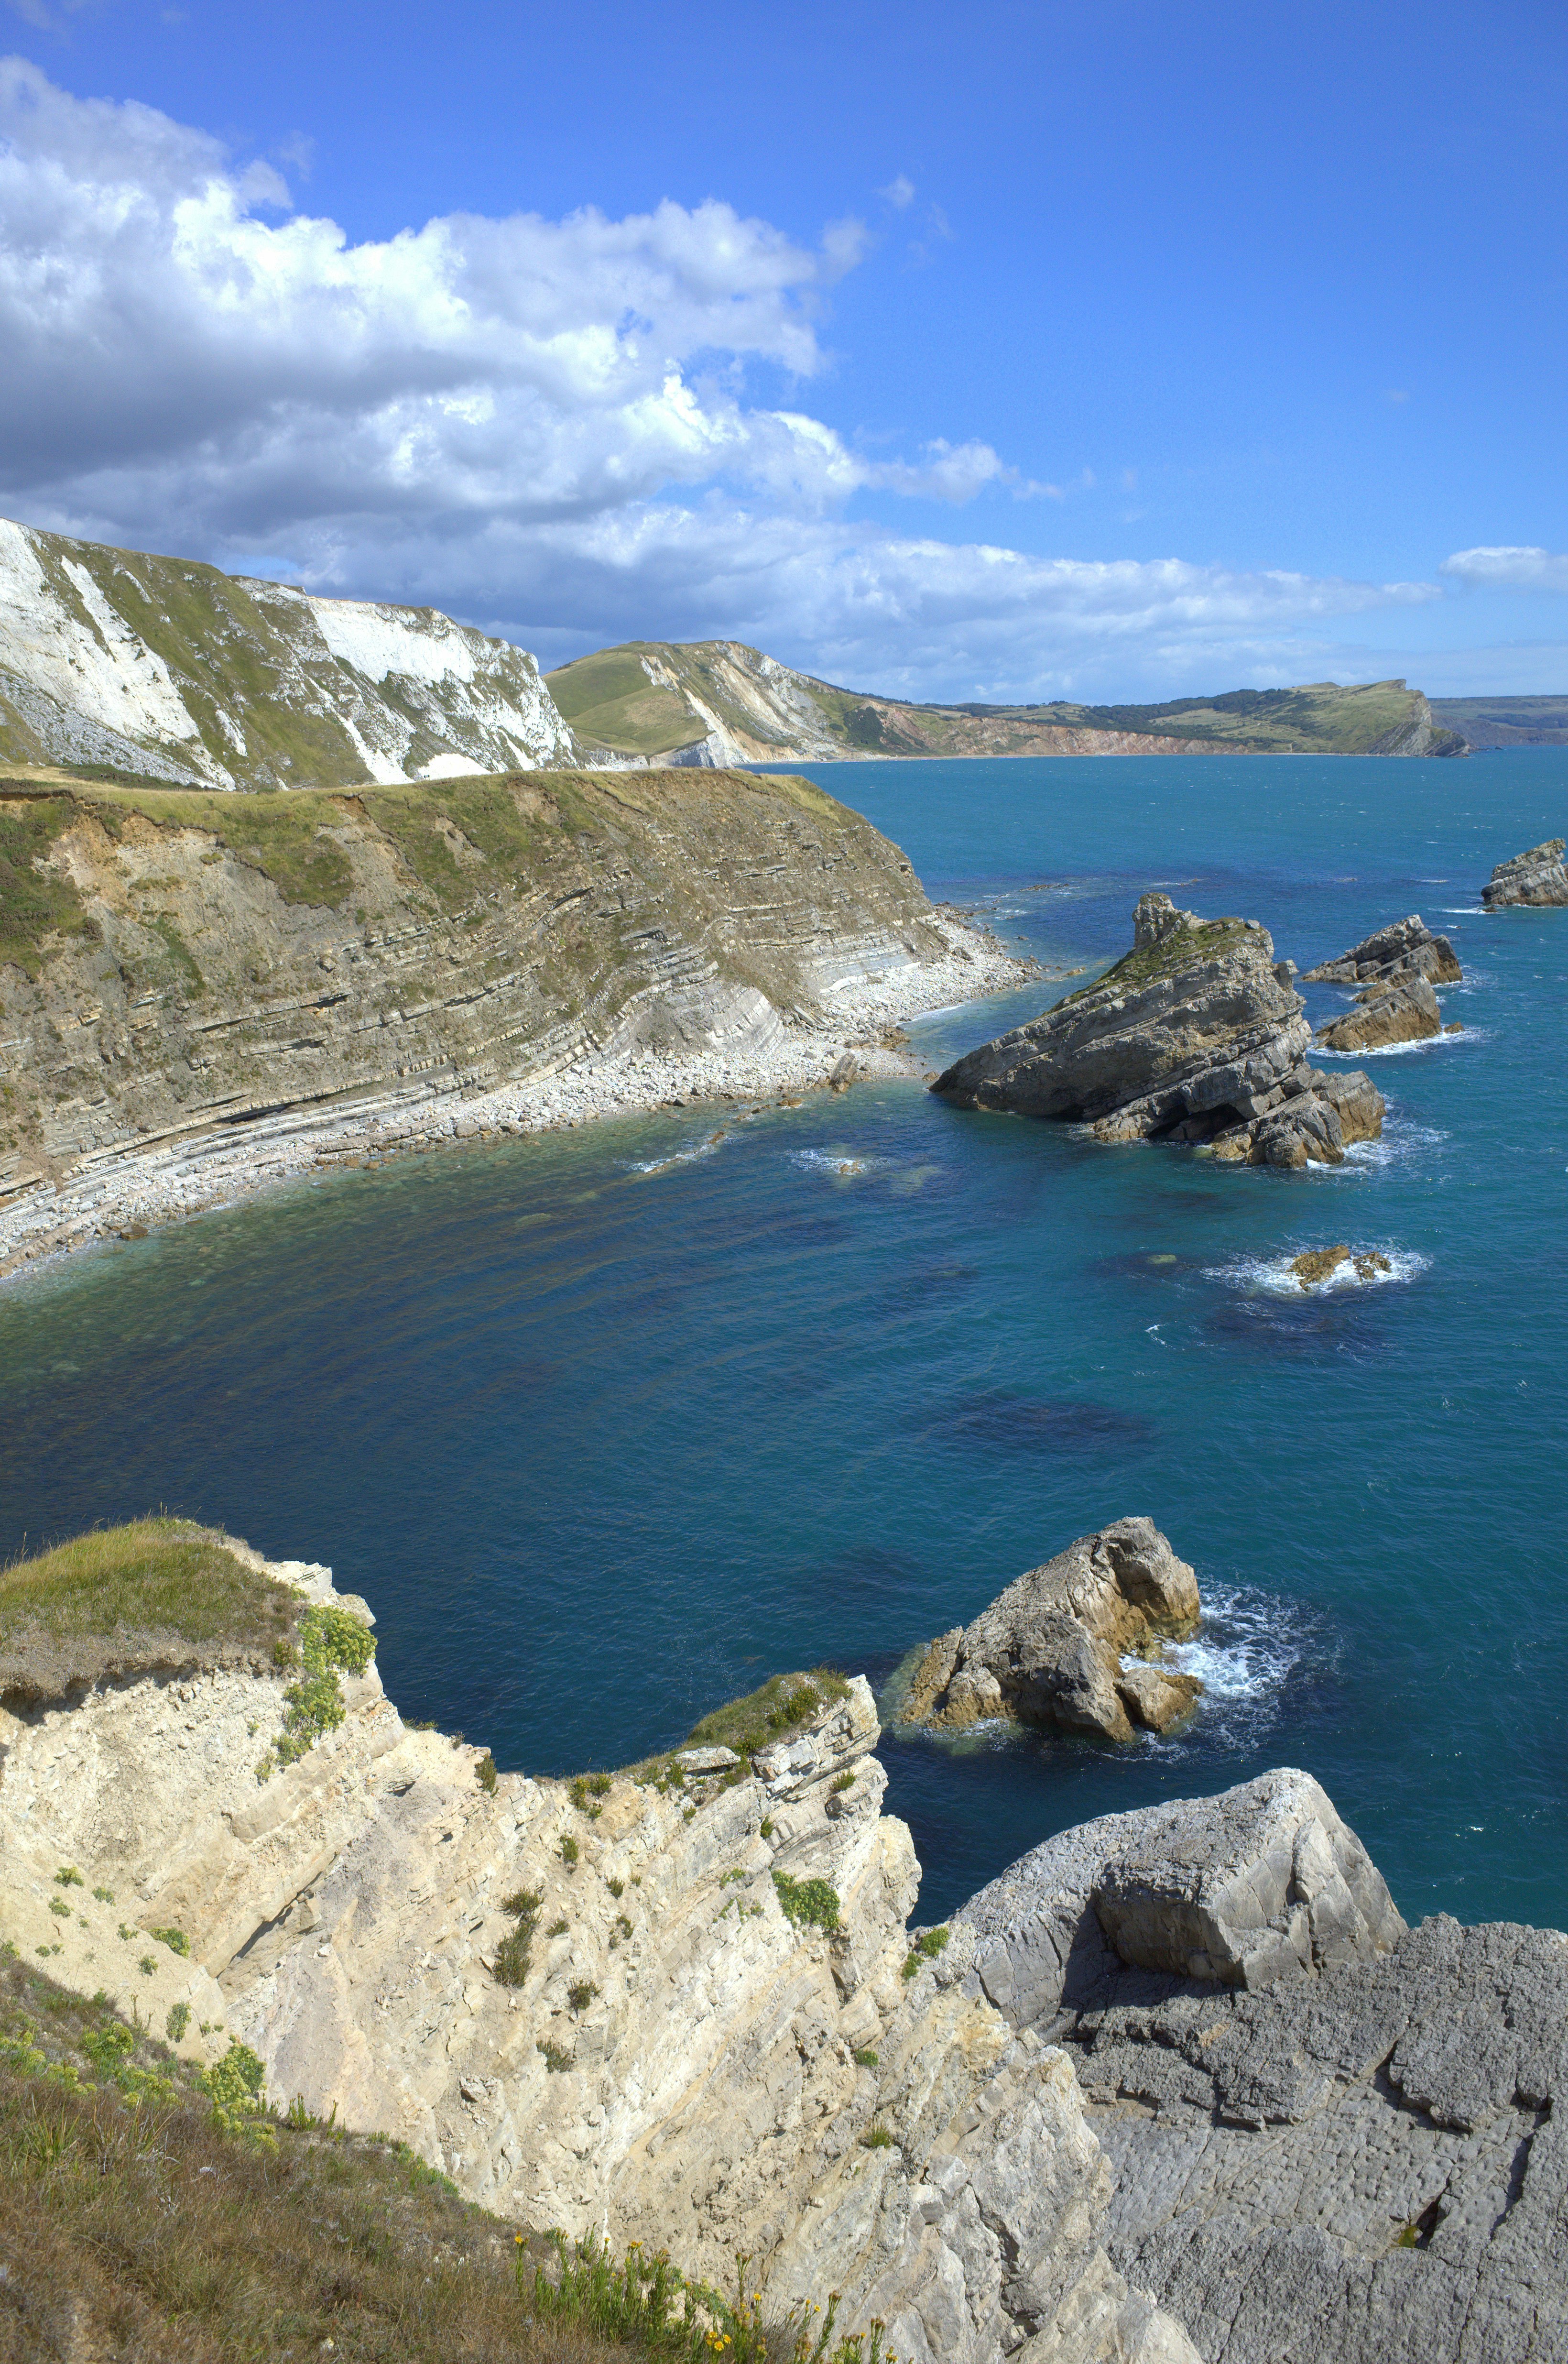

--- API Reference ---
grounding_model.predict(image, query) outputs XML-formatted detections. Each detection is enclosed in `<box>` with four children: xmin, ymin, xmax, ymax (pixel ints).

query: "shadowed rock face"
<box><xmin>1303</xmin><ymin>913</ymin><xmax>1462</xmax><ymax>986</ymax></box>
<box><xmin>933</xmin><ymin>893</ymin><xmax>1384</xmax><ymax>1168</ymax></box>
<box><xmin>900</xmin><ymin>1518</ymin><xmax>1203</xmax><ymax>1744</ymax></box>
<box><xmin>1482</xmin><ymin>839</ymin><xmax>1568</xmax><ymax>906</ymax></box>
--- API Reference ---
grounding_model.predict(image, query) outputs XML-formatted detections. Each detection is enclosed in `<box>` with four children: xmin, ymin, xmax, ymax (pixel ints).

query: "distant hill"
<box><xmin>1429</xmin><ymin>695</ymin><xmax>1568</xmax><ymax>750</ymax></box>
<box><xmin>546</xmin><ymin>642</ymin><xmax>1468</xmax><ymax>764</ymax></box>
<box><xmin>0</xmin><ymin>515</ymin><xmax>574</xmax><ymax>790</ymax></box>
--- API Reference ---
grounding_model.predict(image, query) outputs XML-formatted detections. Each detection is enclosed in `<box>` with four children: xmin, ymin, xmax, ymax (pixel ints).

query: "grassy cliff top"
<box><xmin>0</xmin><ymin>1519</ymin><xmax>301</xmax><ymax>1698</ymax></box>
<box><xmin>0</xmin><ymin>764</ymin><xmax>853</xmax><ymax>973</ymax></box>
<box><xmin>950</xmin><ymin>679</ymin><xmax>1427</xmax><ymax>754</ymax></box>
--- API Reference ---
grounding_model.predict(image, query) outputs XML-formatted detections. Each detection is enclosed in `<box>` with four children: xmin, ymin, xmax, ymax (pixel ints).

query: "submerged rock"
<box><xmin>1481</xmin><ymin>838</ymin><xmax>1568</xmax><ymax>906</ymax></box>
<box><xmin>933</xmin><ymin>892</ymin><xmax>1384</xmax><ymax>1166</ymax></box>
<box><xmin>901</xmin><ymin>1518</ymin><xmax>1203</xmax><ymax>1745</ymax></box>
<box><xmin>1302</xmin><ymin>912</ymin><xmax>1462</xmax><ymax>985</ymax></box>
<box><xmin>1314</xmin><ymin>970</ymin><xmax>1442</xmax><ymax>1051</ymax></box>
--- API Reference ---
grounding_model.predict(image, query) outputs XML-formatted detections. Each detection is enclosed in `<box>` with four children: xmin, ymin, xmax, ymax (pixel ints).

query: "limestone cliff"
<box><xmin>0</xmin><ymin>1533</ymin><xmax>1195</xmax><ymax>2364</ymax></box>
<box><xmin>0</xmin><ymin>514</ymin><xmax>574</xmax><ymax>789</ymax></box>
<box><xmin>0</xmin><ymin>766</ymin><xmax>1028</xmax><ymax>1268</ymax></box>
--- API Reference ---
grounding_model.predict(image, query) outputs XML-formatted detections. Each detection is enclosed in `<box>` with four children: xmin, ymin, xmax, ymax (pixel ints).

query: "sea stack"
<box><xmin>1481</xmin><ymin>840</ymin><xmax>1568</xmax><ymax>906</ymax></box>
<box><xmin>900</xmin><ymin>1516</ymin><xmax>1204</xmax><ymax>1743</ymax></box>
<box><xmin>1302</xmin><ymin>913</ymin><xmax>1462</xmax><ymax>985</ymax></box>
<box><xmin>933</xmin><ymin>891</ymin><xmax>1385</xmax><ymax>1166</ymax></box>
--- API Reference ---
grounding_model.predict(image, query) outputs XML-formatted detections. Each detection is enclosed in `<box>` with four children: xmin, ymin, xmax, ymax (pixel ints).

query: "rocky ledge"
<box><xmin>955</xmin><ymin>1771</ymin><xmax>1568</xmax><ymax>2364</ymax></box>
<box><xmin>900</xmin><ymin>1518</ymin><xmax>1203</xmax><ymax>1743</ymax></box>
<box><xmin>1482</xmin><ymin>839</ymin><xmax>1568</xmax><ymax>907</ymax></box>
<box><xmin>933</xmin><ymin>892</ymin><xmax>1385</xmax><ymax>1168</ymax></box>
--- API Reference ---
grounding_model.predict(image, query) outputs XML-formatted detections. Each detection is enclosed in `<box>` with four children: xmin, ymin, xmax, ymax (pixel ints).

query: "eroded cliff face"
<box><xmin>0</xmin><ymin>1544</ymin><xmax>1194</xmax><ymax>2364</ymax></box>
<box><xmin>0</xmin><ymin>766</ymin><xmax>959</xmax><ymax>1208</ymax></box>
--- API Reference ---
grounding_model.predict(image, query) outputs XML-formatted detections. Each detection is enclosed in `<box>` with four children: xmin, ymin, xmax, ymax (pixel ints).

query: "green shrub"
<box><xmin>902</xmin><ymin>1925</ymin><xmax>950</xmax><ymax>1980</ymax></box>
<box><xmin>606</xmin><ymin>1877</ymin><xmax>624</xmax><ymax>1898</ymax></box>
<box><xmin>759</xmin><ymin>1818</ymin><xmax>774</xmax><ymax>1839</ymax></box>
<box><xmin>493</xmin><ymin>1887</ymin><xmax>541</xmax><ymax>1988</ymax></box>
<box><xmin>566</xmin><ymin>1981</ymin><xmax>599</xmax><ymax>2014</ymax></box>
<box><xmin>165</xmin><ymin>2001</ymin><xmax>190</xmax><ymax>2043</ymax></box>
<box><xmin>54</xmin><ymin>1867</ymin><xmax>84</xmax><ymax>1889</ymax></box>
<box><xmin>201</xmin><ymin>2039</ymin><xmax>266</xmax><ymax>2133</ymax></box>
<box><xmin>149</xmin><ymin>1925</ymin><xmax>190</xmax><ymax>1957</ymax></box>
<box><xmin>861</xmin><ymin>2123</ymin><xmax>895</xmax><ymax>2149</ymax></box>
<box><xmin>537</xmin><ymin>2039</ymin><xmax>572</xmax><ymax>2072</ymax></box>
<box><xmin>476</xmin><ymin>1751</ymin><xmax>498</xmax><ymax>1794</ymax></box>
<box><xmin>772</xmin><ymin>1872</ymin><xmax>840</xmax><ymax>1932</ymax></box>
<box><xmin>854</xmin><ymin>2047</ymin><xmax>879</xmax><ymax>2068</ymax></box>
<box><xmin>830</xmin><ymin>1771</ymin><xmax>856</xmax><ymax>1794</ymax></box>
<box><xmin>546</xmin><ymin>1917</ymin><xmax>569</xmax><ymax>1937</ymax></box>
<box><xmin>48</xmin><ymin>1898</ymin><xmax>70</xmax><ymax>1919</ymax></box>
<box><xmin>559</xmin><ymin>1835</ymin><xmax>579</xmax><ymax>1869</ymax></box>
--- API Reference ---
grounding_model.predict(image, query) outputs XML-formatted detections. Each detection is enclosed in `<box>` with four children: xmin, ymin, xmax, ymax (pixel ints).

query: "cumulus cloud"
<box><xmin>0</xmin><ymin>60</ymin><xmax>1444</xmax><ymax>695</ymax></box>
<box><xmin>1441</xmin><ymin>547</ymin><xmax>1568</xmax><ymax>592</ymax></box>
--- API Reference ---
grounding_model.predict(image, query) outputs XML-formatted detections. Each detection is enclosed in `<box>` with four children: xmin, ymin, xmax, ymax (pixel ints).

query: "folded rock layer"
<box><xmin>1482</xmin><ymin>839</ymin><xmax>1568</xmax><ymax>907</ymax></box>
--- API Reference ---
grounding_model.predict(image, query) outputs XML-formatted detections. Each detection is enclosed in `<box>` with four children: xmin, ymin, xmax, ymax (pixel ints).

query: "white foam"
<box><xmin>1206</xmin><ymin>1246</ymin><xmax>1430</xmax><ymax>1296</ymax></box>
<box><xmin>1340</xmin><ymin>1124</ymin><xmax>1448</xmax><ymax>1171</ymax></box>
<box><xmin>789</xmin><ymin>1148</ymin><xmax>882</xmax><ymax>1179</ymax></box>
<box><xmin>1158</xmin><ymin>1582</ymin><xmax>1322</xmax><ymax>1749</ymax></box>
<box><xmin>624</xmin><ymin>1135</ymin><xmax>726</xmax><ymax>1177</ymax></box>
<box><xmin>1312</xmin><ymin>1027</ymin><xmax>1483</xmax><ymax>1058</ymax></box>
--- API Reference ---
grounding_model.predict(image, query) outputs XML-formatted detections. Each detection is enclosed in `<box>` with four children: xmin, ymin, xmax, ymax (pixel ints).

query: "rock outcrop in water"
<box><xmin>900</xmin><ymin>1519</ymin><xmax>1203</xmax><ymax>1744</ymax></box>
<box><xmin>1481</xmin><ymin>839</ymin><xmax>1568</xmax><ymax>906</ymax></box>
<box><xmin>954</xmin><ymin>1773</ymin><xmax>1567</xmax><ymax>2364</ymax></box>
<box><xmin>933</xmin><ymin>892</ymin><xmax>1386</xmax><ymax>1167</ymax></box>
<box><xmin>1302</xmin><ymin>913</ymin><xmax>1462</xmax><ymax>986</ymax></box>
<box><xmin>1314</xmin><ymin>971</ymin><xmax>1445</xmax><ymax>1051</ymax></box>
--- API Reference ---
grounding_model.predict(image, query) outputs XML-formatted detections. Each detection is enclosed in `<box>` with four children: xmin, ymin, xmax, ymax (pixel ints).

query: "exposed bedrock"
<box><xmin>1314</xmin><ymin>970</ymin><xmax>1444</xmax><ymax>1052</ymax></box>
<box><xmin>933</xmin><ymin>892</ymin><xmax>1385</xmax><ymax>1167</ymax></box>
<box><xmin>1302</xmin><ymin>913</ymin><xmax>1462</xmax><ymax>986</ymax></box>
<box><xmin>956</xmin><ymin>1775</ymin><xmax>1568</xmax><ymax>2364</ymax></box>
<box><xmin>900</xmin><ymin>1518</ymin><xmax>1203</xmax><ymax>1745</ymax></box>
<box><xmin>1481</xmin><ymin>839</ymin><xmax>1568</xmax><ymax>907</ymax></box>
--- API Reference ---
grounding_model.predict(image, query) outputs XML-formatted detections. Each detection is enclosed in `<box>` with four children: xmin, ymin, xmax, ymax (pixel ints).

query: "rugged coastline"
<box><xmin>0</xmin><ymin>767</ymin><xmax>1038</xmax><ymax>1279</ymax></box>
<box><xmin>5</xmin><ymin>1518</ymin><xmax>1564</xmax><ymax>2362</ymax></box>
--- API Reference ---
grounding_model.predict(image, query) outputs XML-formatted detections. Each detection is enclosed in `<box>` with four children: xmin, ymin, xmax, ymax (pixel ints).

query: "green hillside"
<box><xmin>1429</xmin><ymin>695</ymin><xmax>1568</xmax><ymax>749</ymax></box>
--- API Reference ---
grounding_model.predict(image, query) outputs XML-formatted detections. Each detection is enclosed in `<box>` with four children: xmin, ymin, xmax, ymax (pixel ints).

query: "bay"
<box><xmin>3</xmin><ymin>750</ymin><xmax>1565</xmax><ymax>1926</ymax></box>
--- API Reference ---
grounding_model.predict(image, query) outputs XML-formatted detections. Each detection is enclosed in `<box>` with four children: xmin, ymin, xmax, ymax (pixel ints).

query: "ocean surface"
<box><xmin>3</xmin><ymin>752</ymin><xmax>1565</xmax><ymax>1928</ymax></box>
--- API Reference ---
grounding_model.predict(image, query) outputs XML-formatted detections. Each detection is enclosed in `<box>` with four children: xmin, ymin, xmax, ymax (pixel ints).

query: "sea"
<box><xmin>3</xmin><ymin>751</ymin><xmax>1564</xmax><ymax>1929</ymax></box>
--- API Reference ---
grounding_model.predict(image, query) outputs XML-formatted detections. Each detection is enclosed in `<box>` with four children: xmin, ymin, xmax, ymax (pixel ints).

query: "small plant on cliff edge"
<box><xmin>566</xmin><ymin>1980</ymin><xmax>599</xmax><ymax>2014</ymax></box>
<box><xmin>165</xmin><ymin>2001</ymin><xmax>189</xmax><ymax>2044</ymax></box>
<box><xmin>256</xmin><ymin>1603</ymin><xmax>376</xmax><ymax>1781</ymax></box>
<box><xmin>830</xmin><ymin>1770</ymin><xmax>856</xmax><ymax>1794</ymax></box>
<box><xmin>523</xmin><ymin>2230</ymin><xmax>894</xmax><ymax>2364</ymax></box>
<box><xmin>149</xmin><ymin>1926</ymin><xmax>190</xmax><ymax>1957</ymax></box>
<box><xmin>902</xmin><ymin>1926</ymin><xmax>949</xmax><ymax>1981</ymax></box>
<box><xmin>476</xmin><ymin>1751</ymin><xmax>498</xmax><ymax>1794</ymax></box>
<box><xmin>772</xmin><ymin>1872</ymin><xmax>840</xmax><ymax>1932</ymax></box>
<box><xmin>558</xmin><ymin>1835</ymin><xmax>579</xmax><ymax>1870</ymax></box>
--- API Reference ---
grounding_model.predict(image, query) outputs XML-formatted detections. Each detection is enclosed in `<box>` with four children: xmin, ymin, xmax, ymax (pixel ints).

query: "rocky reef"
<box><xmin>1482</xmin><ymin>840</ymin><xmax>1568</xmax><ymax>907</ymax></box>
<box><xmin>933</xmin><ymin>892</ymin><xmax>1385</xmax><ymax>1168</ymax></box>
<box><xmin>956</xmin><ymin>1773</ymin><xmax>1567</xmax><ymax>2364</ymax></box>
<box><xmin>900</xmin><ymin>1518</ymin><xmax>1203</xmax><ymax>1743</ymax></box>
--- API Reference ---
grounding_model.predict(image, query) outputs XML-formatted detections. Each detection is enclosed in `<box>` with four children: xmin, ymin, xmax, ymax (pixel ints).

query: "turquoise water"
<box><xmin>3</xmin><ymin>752</ymin><xmax>1565</xmax><ymax>1927</ymax></box>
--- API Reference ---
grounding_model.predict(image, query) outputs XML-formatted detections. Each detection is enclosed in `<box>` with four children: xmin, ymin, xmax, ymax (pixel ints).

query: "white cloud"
<box><xmin>0</xmin><ymin>60</ymin><xmax>1451</xmax><ymax>697</ymax></box>
<box><xmin>880</xmin><ymin>174</ymin><xmax>916</xmax><ymax>209</ymax></box>
<box><xmin>1440</xmin><ymin>546</ymin><xmax>1568</xmax><ymax>593</ymax></box>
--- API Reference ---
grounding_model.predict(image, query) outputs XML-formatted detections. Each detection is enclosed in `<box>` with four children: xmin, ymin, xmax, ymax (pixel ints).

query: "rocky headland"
<box><xmin>1481</xmin><ymin>841</ymin><xmax>1568</xmax><ymax>907</ymax></box>
<box><xmin>932</xmin><ymin>892</ymin><xmax>1385</xmax><ymax>1168</ymax></box>
<box><xmin>0</xmin><ymin>768</ymin><xmax>1036</xmax><ymax>1276</ymax></box>
<box><xmin>6</xmin><ymin>1519</ymin><xmax>1564</xmax><ymax>2362</ymax></box>
<box><xmin>899</xmin><ymin>1518</ymin><xmax>1204</xmax><ymax>1743</ymax></box>
<box><xmin>1302</xmin><ymin>914</ymin><xmax>1463</xmax><ymax>988</ymax></box>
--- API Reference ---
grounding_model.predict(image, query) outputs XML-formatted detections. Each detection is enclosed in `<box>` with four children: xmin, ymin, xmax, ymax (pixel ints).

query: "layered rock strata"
<box><xmin>1302</xmin><ymin>914</ymin><xmax>1462</xmax><ymax>986</ymax></box>
<box><xmin>0</xmin><ymin>1538</ymin><xmax>1194</xmax><ymax>2364</ymax></box>
<box><xmin>1482</xmin><ymin>839</ymin><xmax>1568</xmax><ymax>906</ymax></box>
<box><xmin>0</xmin><ymin>770</ymin><xmax>1036</xmax><ymax>1274</ymax></box>
<box><xmin>934</xmin><ymin>893</ymin><xmax>1385</xmax><ymax>1168</ymax></box>
<box><xmin>955</xmin><ymin>1773</ymin><xmax>1568</xmax><ymax>2364</ymax></box>
<box><xmin>901</xmin><ymin>1519</ymin><xmax>1203</xmax><ymax>1744</ymax></box>
<box><xmin>1314</xmin><ymin>971</ymin><xmax>1446</xmax><ymax>1052</ymax></box>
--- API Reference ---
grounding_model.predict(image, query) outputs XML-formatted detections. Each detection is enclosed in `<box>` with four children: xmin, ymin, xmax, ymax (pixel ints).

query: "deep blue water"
<box><xmin>3</xmin><ymin>752</ymin><xmax>1565</xmax><ymax>1927</ymax></box>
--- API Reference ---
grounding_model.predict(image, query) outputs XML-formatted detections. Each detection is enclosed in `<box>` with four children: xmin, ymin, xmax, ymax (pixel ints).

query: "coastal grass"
<box><xmin>1060</xmin><ymin>915</ymin><xmax>1253</xmax><ymax>1006</ymax></box>
<box><xmin>0</xmin><ymin>1953</ymin><xmax>635</xmax><ymax>2364</ymax></box>
<box><xmin>0</xmin><ymin>1519</ymin><xmax>298</xmax><ymax>1667</ymax></box>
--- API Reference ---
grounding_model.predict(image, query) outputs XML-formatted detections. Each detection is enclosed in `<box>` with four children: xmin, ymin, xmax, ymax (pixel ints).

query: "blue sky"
<box><xmin>2</xmin><ymin>0</ymin><xmax>1565</xmax><ymax>699</ymax></box>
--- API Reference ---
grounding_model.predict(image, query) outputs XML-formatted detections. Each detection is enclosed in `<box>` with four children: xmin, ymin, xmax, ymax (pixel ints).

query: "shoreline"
<box><xmin>0</xmin><ymin>911</ymin><xmax>1043</xmax><ymax>1285</ymax></box>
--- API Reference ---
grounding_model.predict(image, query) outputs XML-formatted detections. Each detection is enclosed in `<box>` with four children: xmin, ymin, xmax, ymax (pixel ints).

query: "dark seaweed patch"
<box><xmin>926</xmin><ymin>1393</ymin><xmax>1154</xmax><ymax>1454</ymax></box>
